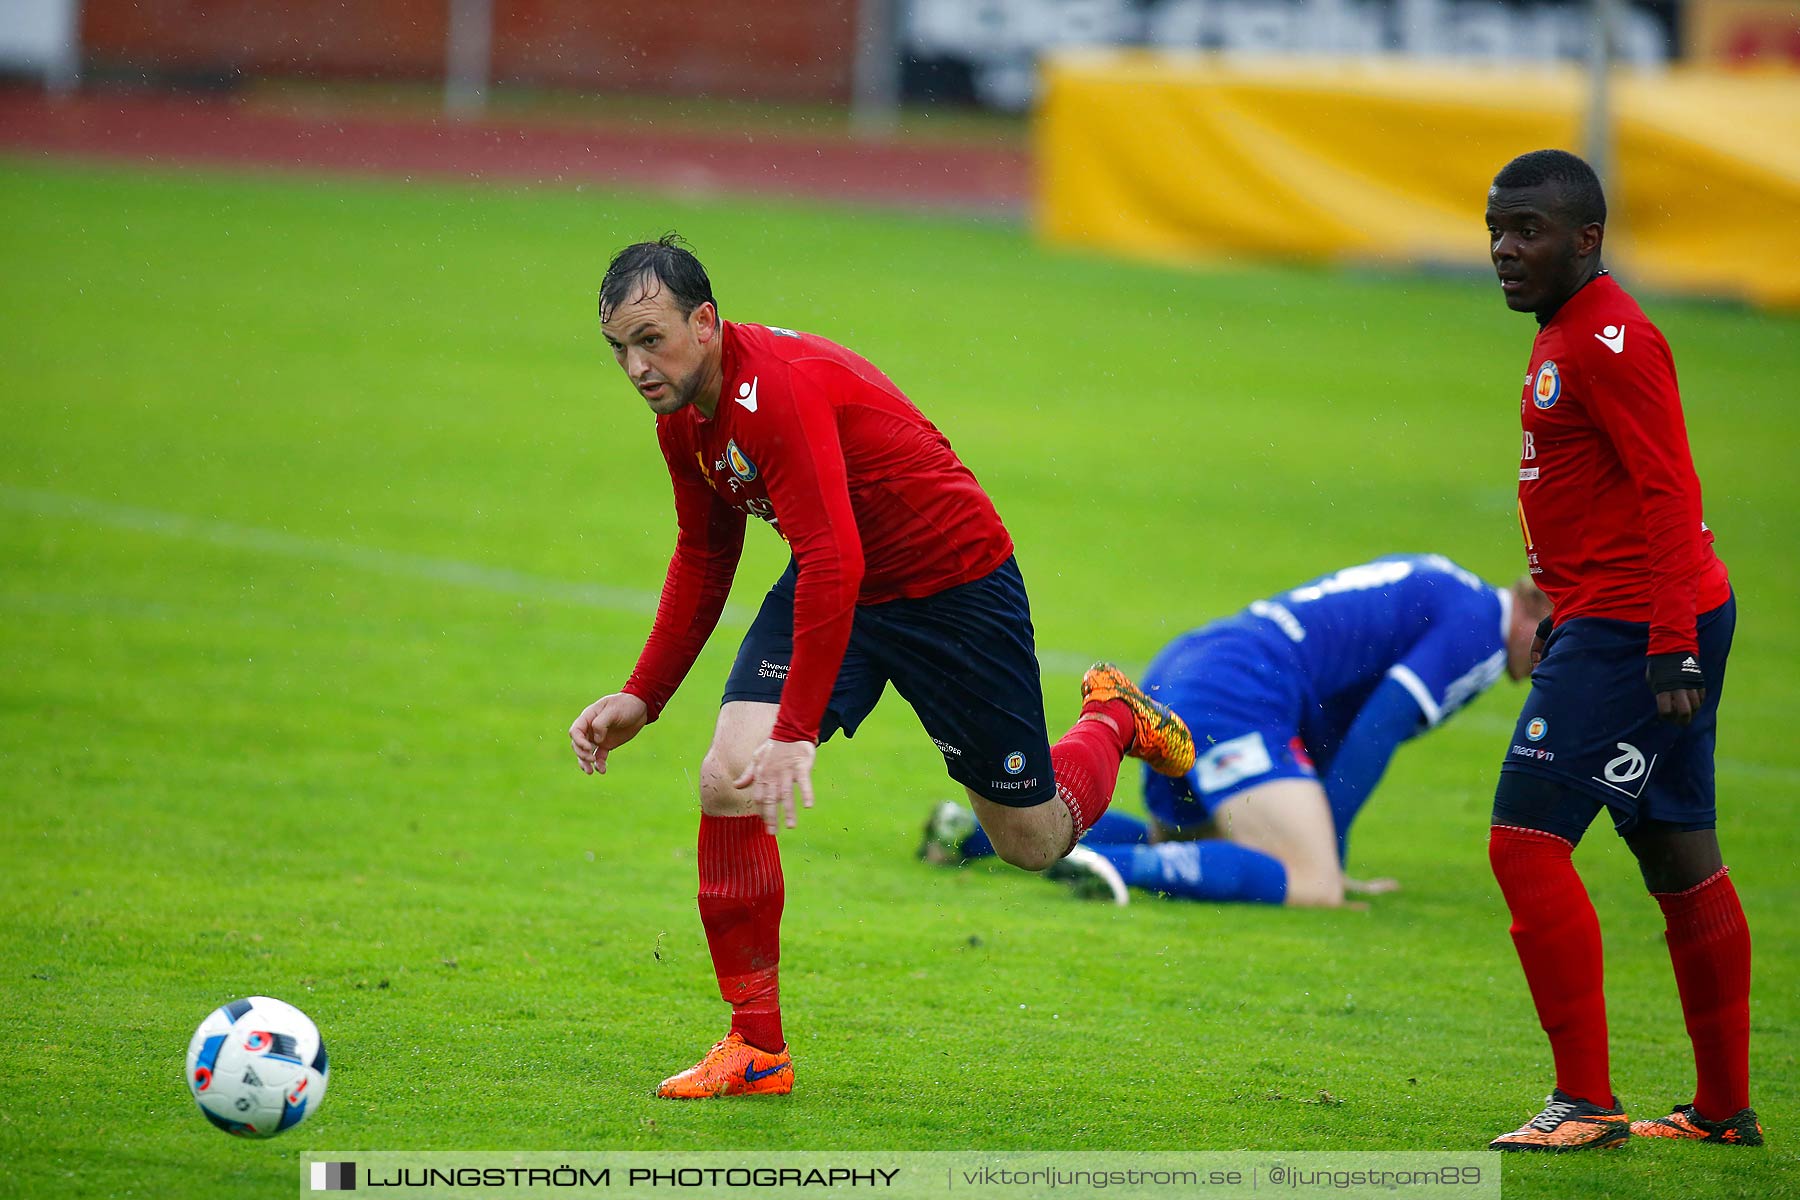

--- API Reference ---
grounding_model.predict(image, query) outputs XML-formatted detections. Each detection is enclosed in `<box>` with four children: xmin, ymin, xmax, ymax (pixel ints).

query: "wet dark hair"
<box><xmin>1492</xmin><ymin>149</ymin><xmax>1607</xmax><ymax>228</ymax></box>
<box><xmin>598</xmin><ymin>233</ymin><xmax>717</xmax><ymax>323</ymax></box>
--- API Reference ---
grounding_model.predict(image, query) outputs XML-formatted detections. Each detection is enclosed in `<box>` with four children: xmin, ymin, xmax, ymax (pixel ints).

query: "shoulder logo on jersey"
<box><xmin>733</xmin><ymin>377</ymin><xmax>759</xmax><ymax>413</ymax></box>
<box><xmin>1594</xmin><ymin>323</ymin><xmax>1625</xmax><ymax>354</ymax></box>
<box><xmin>724</xmin><ymin>439</ymin><xmax>758</xmax><ymax>483</ymax></box>
<box><xmin>1532</xmin><ymin>361</ymin><xmax>1561</xmax><ymax>409</ymax></box>
<box><xmin>766</xmin><ymin>326</ymin><xmax>801</xmax><ymax>339</ymax></box>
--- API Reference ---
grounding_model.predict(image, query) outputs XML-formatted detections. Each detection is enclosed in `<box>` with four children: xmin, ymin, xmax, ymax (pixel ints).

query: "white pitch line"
<box><xmin>1</xmin><ymin>483</ymin><xmax>696</xmax><ymax>620</ymax></box>
<box><xmin>6</xmin><ymin>486</ymin><xmax>1795</xmax><ymax>780</ymax></box>
<box><xmin>0</xmin><ymin>484</ymin><xmax>1100</xmax><ymax>676</ymax></box>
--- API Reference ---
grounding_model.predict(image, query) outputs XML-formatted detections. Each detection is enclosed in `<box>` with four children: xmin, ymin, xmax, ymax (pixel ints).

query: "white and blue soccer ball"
<box><xmin>185</xmin><ymin>996</ymin><xmax>328</xmax><ymax>1137</ymax></box>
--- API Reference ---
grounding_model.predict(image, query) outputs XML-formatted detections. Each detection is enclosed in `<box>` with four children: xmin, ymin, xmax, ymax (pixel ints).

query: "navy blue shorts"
<box><xmin>722</xmin><ymin>557</ymin><xmax>1055</xmax><ymax>807</ymax></box>
<box><xmin>1497</xmin><ymin>593</ymin><xmax>1735</xmax><ymax>839</ymax></box>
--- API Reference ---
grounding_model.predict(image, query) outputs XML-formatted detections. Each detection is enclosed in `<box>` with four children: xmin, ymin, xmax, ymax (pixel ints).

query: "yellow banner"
<box><xmin>1036</xmin><ymin>54</ymin><xmax>1800</xmax><ymax>308</ymax></box>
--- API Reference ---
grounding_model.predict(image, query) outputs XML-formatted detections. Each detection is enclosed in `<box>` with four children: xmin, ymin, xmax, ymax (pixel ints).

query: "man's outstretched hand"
<box><xmin>569</xmin><ymin>693</ymin><xmax>650</xmax><ymax>775</ymax></box>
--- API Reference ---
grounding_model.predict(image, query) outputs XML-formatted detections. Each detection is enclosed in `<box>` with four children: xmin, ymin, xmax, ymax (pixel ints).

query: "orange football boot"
<box><xmin>655</xmin><ymin>1032</ymin><xmax>792</xmax><ymax>1099</ymax></box>
<box><xmin>1631</xmin><ymin>1103</ymin><xmax>1763</xmax><ymax>1145</ymax></box>
<box><xmin>1489</xmin><ymin>1090</ymin><xmax>1630</xmax><ymax>1152</ymax></box>
<box><xmin>1081</xmin><ymin>662</ymin><xmax>1196</xmax><ymax>777</ymax></box>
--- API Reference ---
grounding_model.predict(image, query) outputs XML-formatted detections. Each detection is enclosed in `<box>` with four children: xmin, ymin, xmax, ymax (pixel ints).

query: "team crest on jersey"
<box><xmin>1532</xmin><ymin>361</ymin><xmax>1561</xmax><ymax>409</ymax></box>
<box><xmin>724</xmin><ymin>439</ymin><xmax>758</xmax><ymax>482</ymax></box>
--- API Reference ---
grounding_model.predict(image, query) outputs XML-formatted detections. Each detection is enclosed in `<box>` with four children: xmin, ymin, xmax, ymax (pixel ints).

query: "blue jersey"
<box><xmin>1140</xmin><ymin>555</ymin><xmax>1514</xmax><ymax>836</ymax></box>
<box><xmin>1193</xmin><ymin>554</ymin><xmax>1509</xmax><ymax>743</ymax></box>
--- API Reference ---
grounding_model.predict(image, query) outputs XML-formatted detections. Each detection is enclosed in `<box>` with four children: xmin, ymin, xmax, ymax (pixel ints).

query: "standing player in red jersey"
<box><xmin>567</xmin><ymin>235</ymin><xmax>1195</xmax><ymax>1098</ymax></box>
<box><xmin>1480</xmin><ymin>151</ymin><xmax>1760</xmax><ymax>1151</ymax></box>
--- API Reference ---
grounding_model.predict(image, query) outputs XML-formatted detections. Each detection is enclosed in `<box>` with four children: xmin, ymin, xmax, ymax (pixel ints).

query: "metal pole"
<box><xmin>852</xmin><ymin>0</ymin><xmax>900</xmax><ymax>138</ymax></box>
<box><xmin>446</xmin><ymin>0</ymin><xmax>493</xmax><ymax>117</ymax></box>
<box><xmin>49</xmin><ymin>0</ymin><xmax>81</xmax><ymax>95</ymax></box>
<box><xmin>1583</xmin><ymin>0</ymin><xmax>1614</xmax><ymax>191</ymax></box>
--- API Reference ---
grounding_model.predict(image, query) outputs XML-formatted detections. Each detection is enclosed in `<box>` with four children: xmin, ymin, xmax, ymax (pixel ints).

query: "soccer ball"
<box><xmin>185</xmin><ymin>996</ymin><xmax>329</xmax><ymax>1137</ymax></box>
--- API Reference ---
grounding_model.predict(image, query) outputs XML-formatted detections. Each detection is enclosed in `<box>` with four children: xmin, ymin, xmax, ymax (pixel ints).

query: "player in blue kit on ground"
<box><xmin>923</xmin><ymin>554</ymin><xmax>1550</xmax><ymax>907</ymax></box>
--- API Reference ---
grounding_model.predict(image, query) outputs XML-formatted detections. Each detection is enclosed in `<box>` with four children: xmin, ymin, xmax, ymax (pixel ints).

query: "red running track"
<box><xmin>0</xmin><ymin>88</ymin><xmax>1030</xmax><ymax>213</ymax></box>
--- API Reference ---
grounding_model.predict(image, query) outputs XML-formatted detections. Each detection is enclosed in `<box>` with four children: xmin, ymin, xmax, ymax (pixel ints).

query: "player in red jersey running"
<box><xmin>1481</xmin><ymin>152</ymin><xmax>1759</xmax><ymax>1152</ymax></box>
<box><xmin>567</xmin><ymin>235</ymin><xmax>1195</xmax><ymax>1098</ymax></box>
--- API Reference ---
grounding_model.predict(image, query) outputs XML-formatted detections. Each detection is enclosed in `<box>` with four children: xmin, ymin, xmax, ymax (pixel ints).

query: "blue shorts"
<box><xmin>1498</xmin><ymin>594</ymin><xmax>1735</xmax><ymax>838</ymax></box>
<box><xmin>1138</xmin><ymin>626</ymin><xmax>1320</xmax><ymax>830</ymax></box>
<box><xmin>722</xmin><ymin>557</ymin><xmax>1055</xmax><ymax>807</ymax></box>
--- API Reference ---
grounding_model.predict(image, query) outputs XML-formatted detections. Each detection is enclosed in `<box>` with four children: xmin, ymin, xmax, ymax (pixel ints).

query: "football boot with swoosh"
<box><xmin>655</xmin><ymin>1032</ymin><xmax>792</xmax><ymax>1099</ymax></box>
<box><xmin>1630</xmin><ymin>1103</ymin><xmax>1763</xmax><ymax>1145</ymax></box>
<box><xmin>1488</xmin><ymin>1089</ymin><xmax>1630</xmax><ymax>1152</ymax></box>
<box><xmin>1081</xmin><ymin>662</ymin><xmax>1197</xmax><ymax>777</ymax></box>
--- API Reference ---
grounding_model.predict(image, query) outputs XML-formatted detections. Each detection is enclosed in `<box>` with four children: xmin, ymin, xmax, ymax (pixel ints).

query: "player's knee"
<box><xmin>1281</xmin><ymin>868</ymin><xmax>1347</xmax><ymax>908</ymax></box>
<box><xmin>1625</xmin><ymin>821</ymin><xmax>1723</xmax><ymax>893</ymax></box>
<box><xmin>697</xmin><ymin>748</ymin><xmax>755</xmax><ymax>817</ymax></box>
<box><xmin>978</xmin><ymin>815</ymin><xmax>1062</xmax><ymax>872</ymax></box>
<box><xmin>995</xmin><ymin>838</ymin><xmax>1060</xmax><ymax>873</ymax></box>
<box><xmin>1260</xmin><ymin>846</ymin><xmax>1344</xmax><ymax>907</ymax></box>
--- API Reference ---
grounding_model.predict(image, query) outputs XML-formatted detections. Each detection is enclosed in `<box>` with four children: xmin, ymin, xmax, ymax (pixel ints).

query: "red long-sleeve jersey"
<box><xmin>622</xmin><ymin>321</ymin><xmax>1014</xmax><ymax>743</ymax></box>
<box><xmin>1516</xmin><ymin>274</ymin><xmax>1729</xmax><ymax>655</ymax></box>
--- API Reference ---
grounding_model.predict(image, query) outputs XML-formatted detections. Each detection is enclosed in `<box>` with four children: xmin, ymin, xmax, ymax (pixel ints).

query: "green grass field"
<box><xmin>2</xmin><ymin>158</ymin><xmax>1796</xmax><ymax>1199</ymax></box>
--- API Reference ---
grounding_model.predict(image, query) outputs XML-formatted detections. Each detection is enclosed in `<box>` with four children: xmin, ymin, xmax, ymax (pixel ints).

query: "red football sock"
<box><xmin>1489</xmin><ymin>824</ymin><xmax>1614</xmax><ymax>1108</ymax></box>
<box><xmin>1051</xmin><ymin>700</ymin><xmax>1134</xmax><ymax>852</ymax></box>
<box><xmin>1653</xmin><ymin>867</ymin><xmax>1752</xmax><ymax>1121</ymax></box>
<box><xmin>696</xmin><ymin>814</ymin><xmax>784</xmax><ymax>1053</ymax></box>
